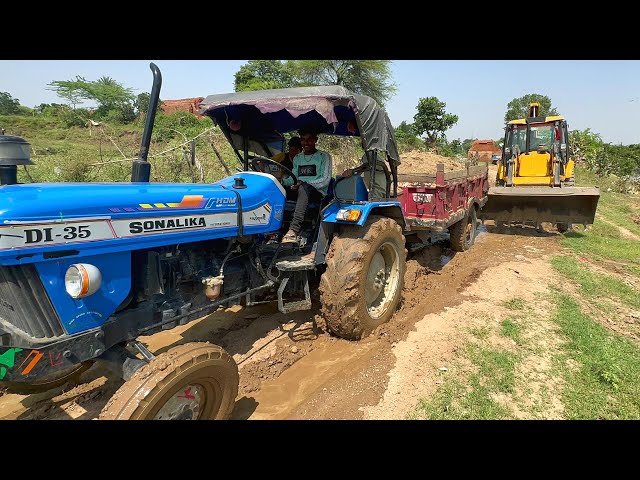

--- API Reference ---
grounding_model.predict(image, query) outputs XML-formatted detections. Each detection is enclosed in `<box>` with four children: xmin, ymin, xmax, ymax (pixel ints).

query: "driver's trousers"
<box><xmin>290</xmin><ymin>182</ymin><xmax>323</xmax><ymax>234</ymax></box>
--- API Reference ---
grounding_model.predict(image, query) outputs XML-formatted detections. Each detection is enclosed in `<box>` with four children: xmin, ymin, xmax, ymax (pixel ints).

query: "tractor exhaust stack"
<box><xmin>131</xmin><ymin>62</ymin><xmax>162</xmax><ymax>182</ymax></box>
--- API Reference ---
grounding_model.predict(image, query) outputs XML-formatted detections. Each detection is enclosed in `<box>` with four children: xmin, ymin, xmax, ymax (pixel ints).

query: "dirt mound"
<box><xmin>398</xmin><ymin>150</ymin><xmax>464</xmax><ymax>175</ymax></box>
<box><xmin>633</xmin><ymin>215</ymin><xmax>640</xmax><ymax>225</ymax></box>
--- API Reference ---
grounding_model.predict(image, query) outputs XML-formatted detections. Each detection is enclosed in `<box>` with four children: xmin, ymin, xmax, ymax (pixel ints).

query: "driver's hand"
<box><xmin>290</xmin><ymin>181</ymin><xmax>301</xmax><ymax>191</ymax></box>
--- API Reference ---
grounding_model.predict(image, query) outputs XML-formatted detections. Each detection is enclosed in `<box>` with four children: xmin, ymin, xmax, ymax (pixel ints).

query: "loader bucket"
<box><xmin>479</xmin><ymin>186</ymin><xmax>601</xmax><ymax>226</ymax></box>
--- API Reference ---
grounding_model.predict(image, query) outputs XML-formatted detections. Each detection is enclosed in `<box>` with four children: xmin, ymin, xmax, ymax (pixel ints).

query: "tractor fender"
<box><xmin>322</xmin><ymin>201</ymin><xmax>405</xmax><ymax>229</ymax></box>
<box><xmin>314</xmin><ymin>202</ymin><xmax>404</xmax><ymax>265</ymax></box>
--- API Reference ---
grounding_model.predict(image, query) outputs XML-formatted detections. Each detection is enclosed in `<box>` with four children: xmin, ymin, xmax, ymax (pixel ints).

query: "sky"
<box><xmin>1</xmin><ymin>60</ymin><xmax>639</xmax><ymax>145</ymax></box>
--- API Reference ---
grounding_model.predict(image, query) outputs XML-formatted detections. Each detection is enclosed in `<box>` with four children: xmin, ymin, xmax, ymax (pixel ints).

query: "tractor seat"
<box><xmin>284</xmin><ymin>178</ymin><xmax>335</xmax><ymax>211</ymax></box>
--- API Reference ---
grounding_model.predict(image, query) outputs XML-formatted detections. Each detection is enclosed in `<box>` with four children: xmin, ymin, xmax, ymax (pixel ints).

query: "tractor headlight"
<box><xmin>336</xmin><ymin>209</ymin><xmax>362</xmax><ymax>222</ymax></box>
<box><xmin>65</xmin><ymin>263</ymin><xmax>102</xmax><ymax>299</ymax></box>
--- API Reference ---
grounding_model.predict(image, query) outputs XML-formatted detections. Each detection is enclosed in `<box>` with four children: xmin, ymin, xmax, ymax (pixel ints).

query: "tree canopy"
<box><xmin>504</xmin><ymin>94</ymin><xmax>558</xmax><ymax>122</ymax></box>
<box><xmin>47</xmin><ymin>76</ymin><xmax>136</xmax><ymax>120</ymax></box>
<box><xmin>234</xmin><ymin>60</ymin><xmax>296</xmax><ymax>92</ymax></box>
<box><xmin>0</xmin><ymin>92</ymin><xmax>21</xmax><ymax>115</ymax></box>
<box><xmin>412</xmin><ymin>96</ymin><xmax>459</xmax><ymax>148</ymax></box>
<box><xmin>233</xmin><ymin>60</ymin><xmax>397</xmax><ymax>107</ymax></box>
<box><xmin>291</xmin><ymin>60</ymin><xmax>396</xmax><ymax>106</ymax></box>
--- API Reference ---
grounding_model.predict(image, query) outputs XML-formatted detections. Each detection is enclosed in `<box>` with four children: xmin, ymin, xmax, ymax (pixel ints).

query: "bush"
<box><xmin>614</xmin><ymin>176</ymin><xmax>640</xmax><ymax>195</ymax></box>
<box><xmin>101</xmin><ymin>105</ymin><xmax>137</xmax><ymax>124</ymax></box>
<box><xmin>152</xmin><ymin>111</ymin><xmax>204</xmax><ymax>142</ymax></box>
<box><xmin>585</xmin><ymin>144</ymin><xmax>640</xmax><ymax>177</ymax></box>
<box><xmin>59</xmin><ymin>108</ymin><xmax>91</xmax><ymax>128</ymax></box>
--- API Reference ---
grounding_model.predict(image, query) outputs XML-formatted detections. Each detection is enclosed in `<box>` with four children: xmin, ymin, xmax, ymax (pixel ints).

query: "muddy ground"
<box><xmin>0</xmin><ymin>215</ymin><xmax>563</xmax><ymax>420</ymax></box>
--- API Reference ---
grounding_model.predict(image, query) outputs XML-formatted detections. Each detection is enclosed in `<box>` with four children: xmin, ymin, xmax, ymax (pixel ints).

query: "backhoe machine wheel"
<box><xmin>449</xmin><ymin>207</ymin><xmax>477</xmax><ymax>252</ymax></box>
<box><xmin>99</xmin><ymin>342</ymin><xmax>238</xmax><ymax>420</ymax></box>
<box><xmin>320</xmin><ymin>216</ymin><xmax>406</xmax><ymax>340</ymax></box>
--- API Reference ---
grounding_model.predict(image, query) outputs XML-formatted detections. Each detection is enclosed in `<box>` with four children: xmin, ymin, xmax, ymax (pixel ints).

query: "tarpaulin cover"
<box><xmin>199</xmin><ymin>86</ymin><xmax>399</xmax><ymax>164</ymax></box>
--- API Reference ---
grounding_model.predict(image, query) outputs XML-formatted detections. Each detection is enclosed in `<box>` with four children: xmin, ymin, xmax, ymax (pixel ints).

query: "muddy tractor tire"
<box><xmin>320</xmin><ymin>215</ymin><xmax>406</xmax><ymax>340</ymax></box>
<box><xmin>0</xmin><ymin>361</ymin><xmax>93</xmax><ymax>395</ymax></box>
<box><xmin>99</xmin><ymin>342</ymin><xmax>238</xmax><ymax>420</ymax></box>
<box><xmin>449</xmin><ymin>206</ymin><xmax>477</xmax><ymax>252</ymax></box>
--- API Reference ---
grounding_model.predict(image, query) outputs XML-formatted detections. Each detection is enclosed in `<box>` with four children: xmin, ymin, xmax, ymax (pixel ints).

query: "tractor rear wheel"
<box><xmin>99</xmin><ymin>342</ymin><xmax>238</xmax><ymax>420</ymax></box>
<box><xmin>320</xmin><ymin>216</ymin><xmax>406</xmax><ymax>340</ymax></box>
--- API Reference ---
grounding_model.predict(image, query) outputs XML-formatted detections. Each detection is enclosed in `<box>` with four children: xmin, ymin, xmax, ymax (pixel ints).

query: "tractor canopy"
<box><xmin>199</xmin><ymin>86</ymin><xmax>400</xmax><ymax>166</ymax></box>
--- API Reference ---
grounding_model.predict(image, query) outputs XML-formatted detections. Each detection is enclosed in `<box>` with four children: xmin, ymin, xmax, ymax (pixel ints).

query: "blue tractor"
<box><xmin>0</xmin><ymin>64</ymin><xmax>407</xmax><ymax>419</ymax></box>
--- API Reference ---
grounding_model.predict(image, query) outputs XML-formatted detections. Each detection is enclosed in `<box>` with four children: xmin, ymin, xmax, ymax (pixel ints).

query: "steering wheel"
<box><xmin>250</xmin><ymin>155</ymin><xmax>297</xmax><ymax>184</ymax></box>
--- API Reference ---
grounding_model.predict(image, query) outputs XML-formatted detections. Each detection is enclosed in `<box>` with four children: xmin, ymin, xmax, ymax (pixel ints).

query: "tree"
<box><xmin>291</xmin><ymin>60</ymin><xmax>396</xmax><ymax>107</ymax></box>
<box><xmin>412</xmin><ymin>97</ymin><xmax>459</xmax><ymax>148</ymax></box>
<box><xmin>232</xmin><ymin>60</ymin><xmax>397</xmax><ymax>107</ymax></box>
<box><xmin>394</xmin><ymin>121</ymin><xmax>417</xmax><ymax>139</ymax></box>
<box><xmin>47</xmin><ymin>75</ymin><xmax>135</xmax><ymax>122</ymax></box>
<box><xmin>436</xmin><ymin>137</ymin><xmax>465</xmax><ymax>158</ymax></box>
<box><xmin>0</xmin><ymin>92</ymin><xmax>21</xmax><ymax>115</ymax></box>
<box><xmin>504</xmin><ymin>94</ymin><xmax>558</xmax><ymax>122</ymax></box>
<box><xmin>134</xmin><ymin>92</ymin><xmax>163</xmax><ymax>117</ymax></box>
<box><xmin>462</xmin><ymin>138</ymin><xmax>477</xmax><ymax>152</ymax></box>
<box><xmin>394</xmin><ymin>121</ymin><xmax>422</xmax><ymax>150</ymax></box>
<box><xmin>234</xmin><ymin>60</ymin><xmax>296</xmax><ymax>92</ymax></box>
<box><xmin>569</xmin><ymin>128</ymin><xmax>603</xmax><ymax>164</ymax></box>
<box><xmin>35</xmin><ymin>103</ymin><xmax>66</xmax><ymax>116</ymax></box>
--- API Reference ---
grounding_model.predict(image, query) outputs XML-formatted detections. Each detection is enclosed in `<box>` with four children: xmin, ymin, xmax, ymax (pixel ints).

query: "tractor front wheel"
<box><xmin>99</xmin><ymin>342</ymin><xmax>238</xmax><ymax>420</ymax></box>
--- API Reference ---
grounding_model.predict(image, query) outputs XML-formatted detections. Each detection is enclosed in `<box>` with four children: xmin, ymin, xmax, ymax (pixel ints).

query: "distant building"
<box><xmin>468</xmin><ymin>139</ymin><xmax>501</xmax><ymax>163</ymax></box>
<box><xmin>160</xmin><ymin>97</ymin><xmax>205</xmax><ymax>116</ymax></box>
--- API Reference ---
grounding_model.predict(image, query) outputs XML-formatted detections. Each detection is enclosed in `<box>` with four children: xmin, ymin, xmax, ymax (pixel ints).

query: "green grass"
<box><xmin>574</xmin><ymin>165</ymin><xmax>640</xmax><ymax>241</ymax></box>
<box><xmin>596</xmin><ymin>193</ymin><xmax>640</xmax><ymax>237</ymax></box>
<box><xmin>623</xmin><ymin>265</ymin><xmax>640</xmax><ymax>277</ymax></box>
<box><xmin>552</xmin><ymin>256</ymin><xmax>640</xmax><ymax>310</ymax></box>
<box><xmin>551</xmin><ymin>292</ymin><xmax>640</xmax><ymax>419</ymax></box>
<box><xmin>1</xmin><ymin>113</ymin><xmax>238</xmax><ymax>184</ymax></box>
<box><xmin>470</xmin><ymin>326</ymin><xmax>491</xmax><ymax>340</ymax></box>
<box><xmin>502</xmin><ymin>298</ymin><xmax>526</xmax><ymax>310</ymax></box>
<box><xmin>575</xmin><ymin>166</ymin><xmax>618</xmax><ymax>191</ymax></box>
<box><xmin>410</xmin><ymin>345</ymin><xmax>518</xmax><ymax>420</ymax></box>
<box><xmin>561</xmin><ymin>222</ymin><xmax>640</xmax><ymax>264</ymax></box>
<box><xmin>501</xmin><ymin>318</ymin><xmax>523</xmax><ymax>345</ymax></box>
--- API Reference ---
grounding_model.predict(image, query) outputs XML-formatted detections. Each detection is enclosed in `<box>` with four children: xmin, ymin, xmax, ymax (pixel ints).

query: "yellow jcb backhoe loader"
<box><xmin>479</xmin><ymin>103</ymin><xmax>600</xmax><ymax>231</ymax></box>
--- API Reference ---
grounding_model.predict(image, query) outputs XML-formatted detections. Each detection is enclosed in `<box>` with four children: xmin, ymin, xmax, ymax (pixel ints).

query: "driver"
<box><xmin>259</xmin><ymin>136</ymin><xmax>302</xmax><ymax>181</ymax></box>
<box><xmin>281</xmin><ymin>128</ymin><xmax>332</xmax><ymax>244</ymax></box>
<box><xmin>272</xmin><ymin>136</ymin><xmax>301</xmax><ymax>172</ymax></box>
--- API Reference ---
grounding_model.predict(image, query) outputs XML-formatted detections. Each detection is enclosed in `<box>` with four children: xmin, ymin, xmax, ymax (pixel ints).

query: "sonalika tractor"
<box><xmin>0</xmin><ymin>63</ymin><xmax>407</xmax><ymax>419</ymax></box>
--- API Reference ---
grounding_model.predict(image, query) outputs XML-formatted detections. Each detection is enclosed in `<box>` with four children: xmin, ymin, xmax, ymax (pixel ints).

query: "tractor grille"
<box><xmin>0</xmin><ymin>265</ymin><xmax>65</xmax><ymax>339</ymax></box>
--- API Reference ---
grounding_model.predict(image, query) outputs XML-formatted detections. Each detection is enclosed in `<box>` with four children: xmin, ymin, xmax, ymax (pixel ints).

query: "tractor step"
<box><xmin>276</xmin><ymin>254</ymin><xmax>316</xmax><ymax>272</ymax></box>
<box><xmin>277</xmin><ymin>273</ymin><xmax>311</xmax><ymax>314</ymax></box>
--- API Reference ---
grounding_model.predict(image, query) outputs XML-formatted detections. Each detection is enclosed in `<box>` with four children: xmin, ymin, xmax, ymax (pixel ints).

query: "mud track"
<box><xmin>0</xmin><ymin>224</ymin><xmax>559</xmax><ymax>420</ymax></box>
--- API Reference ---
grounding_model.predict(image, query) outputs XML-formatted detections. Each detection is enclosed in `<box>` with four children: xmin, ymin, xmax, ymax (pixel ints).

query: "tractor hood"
<box><xmin>0</xmin><ymin>172</ymin><xmax>285</xmax><ymax>262</ymax></box>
